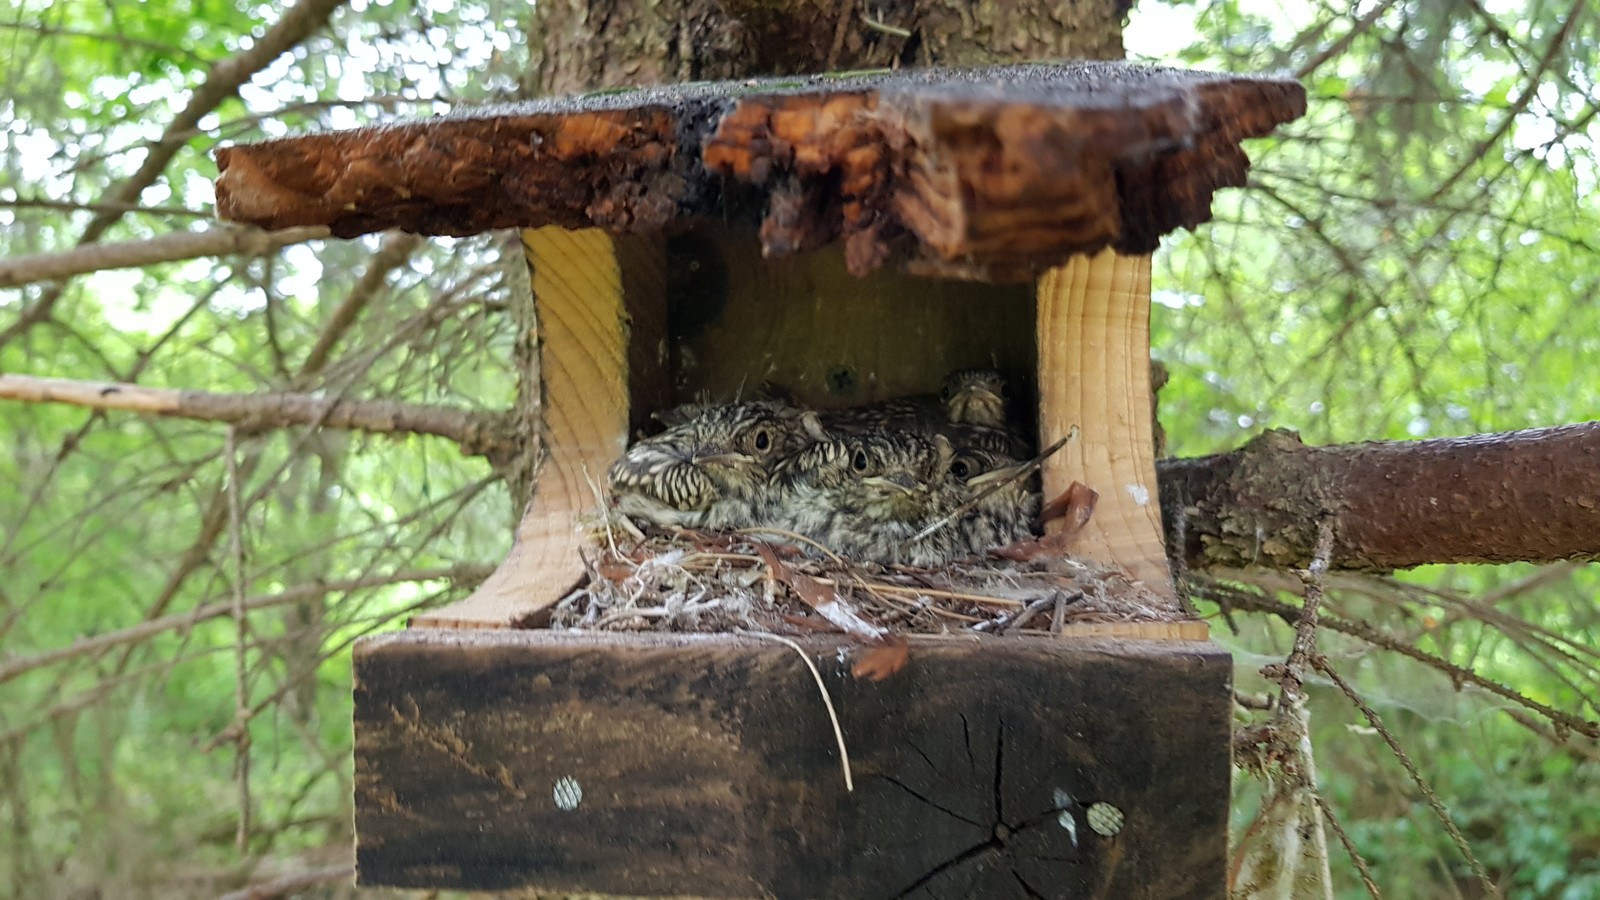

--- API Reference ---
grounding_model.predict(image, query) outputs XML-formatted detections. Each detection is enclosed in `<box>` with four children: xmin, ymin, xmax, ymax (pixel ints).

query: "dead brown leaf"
<box><xmin>997</xmin><ymin>482</ymin><xmax>1100</xmax><ymax>562</ymax></box>
<box><xmin>1037</xmin><ymin>481</ymin><xmax>1099</xmax><ymax>531</ymax></box>
<box><xmin>851</xmin><ymin>637</ymin><xmax>910</xmax><ymax>682</ymax></box>
<box><xmin>755</xmin><ymin>542</ymin><xmax>885</xmax><ymax>642</ymax></box>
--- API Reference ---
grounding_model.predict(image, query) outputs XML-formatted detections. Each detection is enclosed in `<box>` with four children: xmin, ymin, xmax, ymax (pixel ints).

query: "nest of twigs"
<box><xmin>553</xmin><ymin>512</ymin><xmax>1178</xmax><ymax>641</ymax></box>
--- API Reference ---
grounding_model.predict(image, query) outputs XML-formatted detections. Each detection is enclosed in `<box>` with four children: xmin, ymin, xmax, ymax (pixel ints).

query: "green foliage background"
<box><xmin>1</xmin><ymin>0</ymin><xmax>1597</xmax><ymax>897</ymax></box>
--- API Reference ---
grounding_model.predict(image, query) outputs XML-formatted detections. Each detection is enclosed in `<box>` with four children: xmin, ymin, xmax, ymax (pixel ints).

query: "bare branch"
<box><xmin>297</xmin><ymin>231</ymin><xmax>422</xmax><ymax>381</ymax></box>
<box><xmin>1425</xmin><ymin>0</ymin><xmax>1589</xmax><ymax>205</ymax></box>
<box><xmin>0</xmin><ymin>0</ymin><xmax>351</xmax><ymax>347</ymax></box>
<box><xmin>1315</xmin><ymin>657</ymin><xmax>1499</xmax><ymax>896</ymax></box>
<box><xmin>0</xmin><ymin>195</ymin><xmax>211</xmax><ymax>219</ymax></box>
<box><xmin>1194</xmin><ymin>577</ymin><xmax>1600</xmax><ymax>739</ymax></box>
<box><xmin>0</xmin><ymin>565</ymin><xmax>494</xmax><ymax>686</ymax></box>
<box><xmin>0</xmin><ymin>226</ymin><xmax>328</xmax><ymax>289</ymax></box>
<box><xmin>0</xmin><ymin>374</ymin><xmax>511</xmax><ymax>455</ymax></box>
<box><xmin>216</xmin><ymin>864</ymin><xmax>353</xmax><ymax>900</ymax></box>
<box><xmin>1162</xmin><ymin>423</ymin><xmax>1600</xmax><ymax>571</ymax></box>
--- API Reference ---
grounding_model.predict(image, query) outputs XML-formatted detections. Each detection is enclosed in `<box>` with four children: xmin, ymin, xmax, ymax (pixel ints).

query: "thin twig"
<box><xmin>0</xmin><ymin>0</ymin><xmax>351</xmax><ymax>349</ymax></box>
<box><xmin>1315</xmin><ymin>656</ymin><xmax>1499</xmax><ymax>896</ymax></box>
<box><xmin>1316</xmin><ymin>795</ymin><xmax>1383</xmax><ymax>900</ymax></box>
<box><xmin>0</xmin><ymin>373</ymin><xmax>506</xmax><ymax>452</ymax></box>
<box><xmin>0</xmin><ymin>225</ymin><xmax>329</xmax><ymax>289</ymax></box>
<box><xmin>1278</xmin><ymin>520</ymin><xmax>1336</xmax><ymax>703</ymax></box>
<box><xmin>0</xmin><ymin>565</ymin><xmax>490</xmax><ymax>685</ymax></box>
<box><xmin>859</xmin><ymin>7</ymin><xmax>911</xmax><ymax>38</ymax></box>
<box><xmin>215</xmin><ymin>863</ymin><xmax>354</xmax><ymax>900</ymax></box>
<box><xmin>1424</xmin><ymin>0</ymin><xmax>1587</xmax><ymax>205</ymax></box>
<box><xmin>1194</xmin><ymin>579</ymin><xmax>1600</xmax><ymax>739</ymax></box>
<box><xmin>908</xmin><ymin>431</ymin><xmax>1073</xmax><ymax>544</ymax></box>
<box><xmin>738</xmin><ymin>630</ymin><xmax>853</xmax><ymax>792</ymax></box>
<box><xmin>224</xmin><ymin>427</ymin><xmax>252</xmax><ymax>852</ymax></box>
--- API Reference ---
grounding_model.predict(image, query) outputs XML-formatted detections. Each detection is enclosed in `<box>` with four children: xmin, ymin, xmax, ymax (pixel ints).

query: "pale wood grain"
<box><xmin>1038</xmin><ymin>250</ymin><xmax>1177</xmax><ymax>604</ymax></box>
<box><xmin>414</xmin><ymin>228</ymin><xmax>665</xmax><ymax>628</ymax></box>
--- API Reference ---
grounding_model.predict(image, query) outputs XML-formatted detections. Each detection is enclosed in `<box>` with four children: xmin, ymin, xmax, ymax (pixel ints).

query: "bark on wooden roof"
<box><xmin>214</xmin><ymin>61</ymin><xmax>1305</xmax><ymax>280</ymax></box>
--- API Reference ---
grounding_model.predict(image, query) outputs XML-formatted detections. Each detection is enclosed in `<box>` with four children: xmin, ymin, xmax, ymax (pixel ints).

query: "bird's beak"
<box><xmin>969</xmin><ymin>464</ymin><xmax>1029</xmax><ymax>489</ymax></box>
<box><xmin>949</xmin><ymin>387</ymin><xmax>1003</xmax><ymax>421</ymax></box>
<box><xmin>692</xmin><ymin>450</ymin><xmax>755</xmax><ymax>467</ymax></box>
<box><xmin>863</xmin><ymin>473</ymin><xmax>917</xmax><ymax>493</ymax></box>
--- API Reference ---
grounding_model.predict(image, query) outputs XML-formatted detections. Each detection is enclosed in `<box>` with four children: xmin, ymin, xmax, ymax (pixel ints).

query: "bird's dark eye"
<box><xmin>851</xmin><ymin>449</ymin><xmax>869</xmax><ymax>472</ymax></box>
<box><xmin>753</xmin><ymin>429</ymin><xmax>771</xmax><ymax>452</ymax></box>
<box><xmin>951</xmin><ymin>460</ymin><xmax>971</xmax><ymax>479</ymax></box>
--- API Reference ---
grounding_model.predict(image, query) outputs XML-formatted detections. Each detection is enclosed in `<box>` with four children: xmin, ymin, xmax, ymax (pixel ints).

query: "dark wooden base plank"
<box><xmin>354</xmin><ymin>630</ymin><xmax>1231</xmax><ymax>899</ymax></box>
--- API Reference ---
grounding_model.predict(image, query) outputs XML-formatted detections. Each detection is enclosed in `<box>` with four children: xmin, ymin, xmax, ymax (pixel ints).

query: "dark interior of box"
<box><xmin>657</xmin><ymin>224</ymin><xmax>1039</xmax><ymax>432</ymax></box>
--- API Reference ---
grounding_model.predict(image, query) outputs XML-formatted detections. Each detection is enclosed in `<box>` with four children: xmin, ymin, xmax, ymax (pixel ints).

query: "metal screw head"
<box><xmin>1086</xmin><ymin>802</ymin><xmax>1124</xmax><ymax>837</ymax></box>
<box><xmin>553</xmin><ymin>776</ymin><xmax>583</xmax><ymax>811</ymax></box>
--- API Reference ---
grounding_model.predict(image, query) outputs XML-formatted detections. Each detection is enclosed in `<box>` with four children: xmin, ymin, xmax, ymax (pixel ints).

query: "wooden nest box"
<box><xmin>216</xmin><ymin>62</ymin><xmax>1305</xmax><ymax>899</ymax></box>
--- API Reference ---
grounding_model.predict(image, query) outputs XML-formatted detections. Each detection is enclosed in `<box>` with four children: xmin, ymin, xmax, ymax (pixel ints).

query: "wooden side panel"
<box><xmin>354</xmin><ymin>630</ymin><xmax>1231</xmax><ymax>899</ymax></box>
<box><xmin>414</xmin><ymin>229</ymin><xmax>666</xmax><ymax>628</ymax></box>
<box><xmin>1037</xmin><ymin>251</ymin><xmax>1175</xmax><ymax>602</ymax></box>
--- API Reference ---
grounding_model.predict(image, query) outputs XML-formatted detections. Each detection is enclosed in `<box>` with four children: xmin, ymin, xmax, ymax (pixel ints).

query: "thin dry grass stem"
<box><xmin>737</xmin><ymin>629</ymin><xmax>854</xmax><ymax>793</ymax></box>
<box><xmin>809</xmin><ymin>577</ymin><xmax>1026</xmax><ymax>608</ymax></box>
<box><xmin>737</xmin><ymin>526</ymin><xmax>850</xmax><ymax>565</ymax></box>
<box><xmin>1315</xmin><ymin>655</ymin><xmax>1499</xmax><ymax>897</ymax></box>
<box><xmin>908</xmin><ymin>430</ymin><xmax>1074</xmax><ymax>544</ymax></box>
<box><xmin>224</xmin><ymin>426</ymin><xmax>252</xmax><ymax>854</ymax></box>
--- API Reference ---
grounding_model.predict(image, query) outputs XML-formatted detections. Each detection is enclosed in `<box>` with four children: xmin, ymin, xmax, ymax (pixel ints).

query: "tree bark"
<box><xmin>523</xmin><ymin>0</ymin><xmax>1125</xmax><ymax>96</ymax></box>
<box><xmin>1161</xmin><ymin>423</ymin><xmax>1600</xmax><ymax>572</ymax></box>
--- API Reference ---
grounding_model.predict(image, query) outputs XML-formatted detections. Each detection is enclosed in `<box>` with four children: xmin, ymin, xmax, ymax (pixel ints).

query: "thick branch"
<box><xmin>1162</xmin><ymin>423</ymin><xmax>1600</xmax><ymax>571</ymax></box>
<box><xmin>0</xmin><ymin>226</ymin><xmax>329</xmax><ymax>289</ymax></box>
<box><xmin>0</xmin><ymin>374</ymin><xmax>511</xmax><ymax>460</ymax></box>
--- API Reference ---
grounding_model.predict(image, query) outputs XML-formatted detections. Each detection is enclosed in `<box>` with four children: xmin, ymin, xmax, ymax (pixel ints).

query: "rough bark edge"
<box><xmin>214</xmin><ymin>62</ymin><xmax>1306</xmax><ymax>281</ymax></box>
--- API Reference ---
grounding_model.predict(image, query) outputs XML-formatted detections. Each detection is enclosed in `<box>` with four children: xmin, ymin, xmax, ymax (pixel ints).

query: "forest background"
<box><xmin>0</xmin><ymin>0</ymin><xmax>1596</xmax><ymax>897</ymax></box>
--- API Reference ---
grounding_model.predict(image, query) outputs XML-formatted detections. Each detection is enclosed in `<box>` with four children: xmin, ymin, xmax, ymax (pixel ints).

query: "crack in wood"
<box><xmin>1011</xmin><ymin>867</ymin><xmax>1049</xmax><ymax>899</ymax></box>
<box><xmin>891</xmin><ymin>833</ymin><xmax>1002</xmax><ymax>899</ymax></box>
<box><xmin>959</xmin><ymin>712</ymin><xmax>976</xmax><ymax>775</ymax></box>
<box><xmin>993</xmin><ymin>714</ymin><xmax>1007</xmax><ymax>826</ymax></box>
<box><xmin>878</xmin><ymin>773</ymin><xmax>986</xmax><ymax>829</ymax></box>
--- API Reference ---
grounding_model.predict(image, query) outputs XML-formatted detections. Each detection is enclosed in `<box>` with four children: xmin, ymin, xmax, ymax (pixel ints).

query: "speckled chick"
<box><xmin>938</xmin><ymin>447</ymin><xmax>1042</xmax><ymax>556</ymax></box>
<box><xmin>607</xmin><ymin>402</ymin><xmax>817</xmax><ymax>530</ymax></box>
<box><xmin>771</xmin><ymin>428</ymin><xmax>958</xmax><ymax>566</ymax></box>
<box><xmin>821</xmin><ymin>368</ymin><xmax>1030</xmax><ymax>457</ymax></box>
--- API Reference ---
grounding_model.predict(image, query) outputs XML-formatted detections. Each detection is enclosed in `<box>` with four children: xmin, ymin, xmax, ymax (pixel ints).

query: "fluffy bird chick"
<box><xmin>940</xmin><ymin>368</ymin><xmax>1009</xmax><ymax>430</ymax></box>
<box><xmin>772</xmin><ymin>428</ymin><xmax>958</xmax><ymax>566</ymax></box>
<box><xmin>607</xmin><ymin>402</ymin><xmax>816</xmax><ymax>530</ymax></box>
<box><xmin>820</xmin><ymin>368</ymin><xmax>1029</xmax><ymax>457</ymax></box>
<box><xmin>937</xmin><ymin>447</ymin><xmax>1041</xmax><ymax>556</ymax></box>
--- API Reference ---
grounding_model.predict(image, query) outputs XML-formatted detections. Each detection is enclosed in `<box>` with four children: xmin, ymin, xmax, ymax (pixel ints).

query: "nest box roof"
<box><xmin>214</xmin><ymin>61</ymin><xmax>1305</xmax><ymax>281</ymax></box>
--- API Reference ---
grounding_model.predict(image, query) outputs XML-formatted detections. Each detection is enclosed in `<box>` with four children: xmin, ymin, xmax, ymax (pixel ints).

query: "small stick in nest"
<box><xmin>906</xmin><ymin>428</ymin><xmax>1077</xmax><ymax>545</ymax></box>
